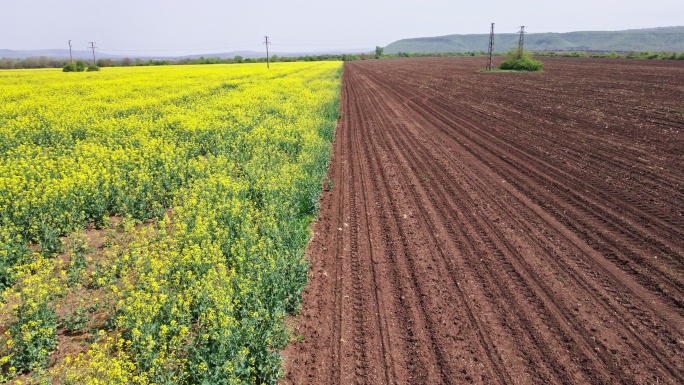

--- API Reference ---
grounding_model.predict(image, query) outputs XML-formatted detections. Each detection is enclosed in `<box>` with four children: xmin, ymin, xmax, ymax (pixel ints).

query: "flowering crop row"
<box><xmin>0</xmin><ymin>62</ymin><xmax>342</xmax><ymax>383</ymax></box>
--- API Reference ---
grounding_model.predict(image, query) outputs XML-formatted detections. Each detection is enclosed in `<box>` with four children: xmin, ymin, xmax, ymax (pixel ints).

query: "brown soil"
<box><xmin>282</xmin><ymin>57</ymin><xmax>684</xmax><ymax>385</ymax></box>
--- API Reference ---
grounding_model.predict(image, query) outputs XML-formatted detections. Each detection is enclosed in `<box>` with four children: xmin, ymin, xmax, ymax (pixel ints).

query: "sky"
<box><xmin>1</xmin><ymin>0</ymin><xmax>683</xmax><ymax>55</ymax></box>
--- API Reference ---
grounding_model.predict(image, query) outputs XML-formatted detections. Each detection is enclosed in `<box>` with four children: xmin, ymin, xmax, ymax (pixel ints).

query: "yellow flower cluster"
<box><xmin>53</xmin><ymin>335</ymin><xmax>138</xmax><ymax>385</ymax></box>
<box><xmin>0</xmin><ymin>254</ymin><xmax>62</xmax><ymax>378</ymax></box>
<box><xmin>0</xmin><ymin>62</ymin><xmax>342</xmax><ymax>383</ymax></box>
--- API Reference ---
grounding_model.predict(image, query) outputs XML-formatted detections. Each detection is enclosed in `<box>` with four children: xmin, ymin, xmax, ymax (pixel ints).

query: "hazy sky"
<box><xmin>1</xmin><ymin>0</ymin><xmax>683</xmax><ymax>54</ymax></box>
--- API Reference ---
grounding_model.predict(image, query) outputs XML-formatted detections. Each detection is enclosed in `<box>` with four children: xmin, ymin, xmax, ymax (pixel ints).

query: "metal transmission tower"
<box><xmin>517</xmin><ymin>26</ymin><xmax>525</xmax><ymax>58</ymax></box>
<box><xmin>264</xmin><ymin>36</ymin><xmax>271</xmax><ymax>69</ymax></box>
<box><xmin>487</xmin><ymin>23</ymin><xmax>495</xmax><ymax>70</ymax></box>
<box><xmin>88</xmin><ymin>42</ymin><xmax>98</xmax><ymax>65</ymax></box>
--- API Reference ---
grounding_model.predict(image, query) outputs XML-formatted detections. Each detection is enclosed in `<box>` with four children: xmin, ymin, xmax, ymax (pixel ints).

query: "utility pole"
<box><xmin>487</xmin><ymin>23</ymin><xmax>495</xmax><ymax>70</ymax></box>
<box><xmin>264</xmin><ymin>36</ymin><xmax>271</xmax><ymax>69</ymax></box>
<box><xmin>88</xmin><ymin>42</ymin><xmax>97</xmax><ymax>65</ymax></box>
<box><xmin>68</xmin><ymin>40</ymin><xmax>73</xmax><ymax>64</ymax></box>
<box><xmin>517</xmin><ymin>26</ymin><xmax>525</xmax><ymax>59</ymax></box>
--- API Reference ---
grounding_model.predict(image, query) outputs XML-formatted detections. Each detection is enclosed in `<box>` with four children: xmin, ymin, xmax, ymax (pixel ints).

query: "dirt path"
<box><xmin>282</xmin><ymin>57</ymin><xmax>684</xmax><ymax>384</ymax></box>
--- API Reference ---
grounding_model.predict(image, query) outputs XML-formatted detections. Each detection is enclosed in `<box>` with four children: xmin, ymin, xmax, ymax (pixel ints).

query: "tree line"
<box><xmin>3</xmin><ymin>49</ymin><xmax>682</xmax><ymax>70</ymax></box>
<box><xmin>534</xmin><ymin>50</ymin><xmax>684</xmax><ymax>60</ymax></box>
<box><xmin>0</xmin><ymin>52</ymin><xmax>491</xmax><ymax>70</ymax></box>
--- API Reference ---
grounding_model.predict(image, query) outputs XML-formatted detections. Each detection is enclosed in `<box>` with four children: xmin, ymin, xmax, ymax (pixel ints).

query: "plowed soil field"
<box><xmin>282</xmin><ymin>57</ymin><xmax>684</xmax><ymax>384</ymax></box>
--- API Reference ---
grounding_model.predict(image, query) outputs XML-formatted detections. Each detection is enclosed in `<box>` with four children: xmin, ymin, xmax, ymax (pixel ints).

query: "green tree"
<box><xmin>97</xmin><ymin>58</ymin><xmax>114</xmax><ymax>67</ymax></box>
<box><xmin>75</xmin><ymin>60</ymin><xmax>86</xmax><ymax>71</ymax></box>
<box><xmin>375</xmin><ymin>46</ymin><xmax>384</xmax><ymax>59</ymax></box>
<box><xmin>63</xmin><ymin>60</ymin><xmax>87</xmax><ymax>72</ymax></box>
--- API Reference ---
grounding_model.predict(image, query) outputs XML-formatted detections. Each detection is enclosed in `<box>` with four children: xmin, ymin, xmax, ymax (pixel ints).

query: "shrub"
<box><xmin>86</xmin><ymin>64</ymin><xmax>101</xmax><ymax>72</ymax></box>
<box><xmin>499</xmin><ymin>58</ymin><xmax>543</xmax><ymax>71</ymax></box>
<box><xmin>497</xmin><ymin>48</ymin><xmax>543</xmax><ymax>72</ymax></box>
<box><xmin>75</xmin><ymin>60</ymin><xmax>86</xmax><ymax>72</ymax></box>
<box><xmin>64</xmin><ymin>60</ymin><xmax>86</xmax><ymax>72</ymax></box>
<box><xmin>659</xmin><ymin>52</ymin><xmax>677</xmax><ymax>60</ymax></box>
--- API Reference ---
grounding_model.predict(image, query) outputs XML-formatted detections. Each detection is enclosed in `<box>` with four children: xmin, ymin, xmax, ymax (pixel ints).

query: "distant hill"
<box><xmin>0</xmin><ymin>49</ymin><xmax>125</xmax><ymax>60</ymax></box>
<box><xmin>385</xmin><ymin>27</ymin><xmax>684</xmax><ymax>54</ymax></box>
<box><xmin>0</xmin><ymin>48</ymin><xmax>372</xmax><ymax>61</ymax></box>
<box><xmin>0</xmin><ymin>49</ymin><xmax>263</xmax><ymax>60</ymax></box>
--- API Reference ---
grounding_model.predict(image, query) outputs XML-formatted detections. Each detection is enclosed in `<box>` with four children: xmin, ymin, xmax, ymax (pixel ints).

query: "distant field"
<box><xmin>0</xmin><ymin>62</ymin><xmax>342</xmax><ymax>383</ymax></box>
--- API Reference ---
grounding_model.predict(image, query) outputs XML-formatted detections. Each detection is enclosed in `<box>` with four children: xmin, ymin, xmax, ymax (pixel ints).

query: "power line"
<box><xmin>100</xmin><ymin>43</ymin><xmax>258</xmax><ymax>52</ymax></box>
<box><xmin>98</xmin><ymin>40</ymin><xmax>378</xmax><ymax>54</ymax></box>
<box><xmin>269</xmin><ymin>42</ymin><xmax>374</xmax><ymax>47</ymax></box>
<box><xmin>101</xmin><ymin>47</ymin><xmax>250</xmax><ymax>52</ymax></box>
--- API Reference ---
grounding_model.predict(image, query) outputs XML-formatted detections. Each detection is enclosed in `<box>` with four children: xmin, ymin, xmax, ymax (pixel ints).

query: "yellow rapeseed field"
<box><xmin>0</xmin><ymin>62</ymin><xmax>342</xmax><ymax>384</ymax></box>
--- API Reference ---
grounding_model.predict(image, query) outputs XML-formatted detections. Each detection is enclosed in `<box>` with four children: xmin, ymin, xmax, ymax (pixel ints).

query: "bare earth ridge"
<box><xmin>282</xmin><ymin>57</ymin><xmax>684</xmax><ymax>384</ymax></box>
